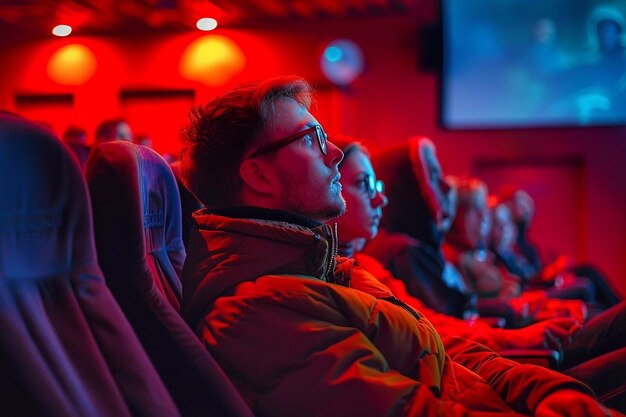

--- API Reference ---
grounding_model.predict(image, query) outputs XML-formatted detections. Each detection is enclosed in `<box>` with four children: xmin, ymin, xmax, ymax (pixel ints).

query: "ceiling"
<box><xmin>0</xmin><ymin>0</ymin><xmax>420</xmax><ymax>41</ymax></box>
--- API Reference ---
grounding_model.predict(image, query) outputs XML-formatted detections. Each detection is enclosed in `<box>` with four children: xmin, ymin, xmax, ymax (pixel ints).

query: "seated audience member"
<box><xmin>177</xmin><ymin>75</ymin><xmax>624</xmax><ymax>417</ymax></box>
<box><xmin>444</xmin><ymin>177</ymin><xmax>523</xmax><ymax>301</ymax></box>
<box><xmin>503</xmin><ymin>189</ymin><xmax>542</xmax><ymax>272</ymax></box>
<box><xmin>447</xmin><ymin>178</ymin><xmax>608</xmax><ymax>324</ymax></box>
<box><xmin>62</xmin><ymin>125</ymin><xmax>91</xmax><ymax>170</ymax></box>
<box><xmin>490</xmin><ymin>200</ymin><xmax>538</xmax><ymax>284</ymax></box>
<box><xmin>364</xmin><ymin>138</ymin><xmax>473</xmax><ymax>318</ymax></box>
<box><xmin>489</xmin><ymin>199</ymin><xmax>597</xmax><ymax>305</ymax></box>
<box><xmin>439</xmin><ymin>177</ymin><xmax>474</xmax><ymax>300</ymax></box>
<box><xmin>333</xmin><ymin>136</ymin><xmax>626</xmax><ymax>410</ymax></box>
<box><xmin>95</xmin><ymin>118</ymin><xmax>133</xmax><ymax>144</ymax></box>
<box><xmin>501</xmin><ymin>189</ymin><xmax>621</xmax><ymax>309</ymax></box>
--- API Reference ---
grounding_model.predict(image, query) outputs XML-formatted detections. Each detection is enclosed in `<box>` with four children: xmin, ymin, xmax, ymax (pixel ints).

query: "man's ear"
<box><xmin>239</xmin><ymin>158</ymin><xmax>275</xmax><ymax>194</ymax></box>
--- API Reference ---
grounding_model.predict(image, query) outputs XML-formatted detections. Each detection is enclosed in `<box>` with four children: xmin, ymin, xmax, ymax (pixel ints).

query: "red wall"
<box><xmin>1</xmin><ymin>14</ymin><xmax>624</xmax><ymax>297</ymax></box>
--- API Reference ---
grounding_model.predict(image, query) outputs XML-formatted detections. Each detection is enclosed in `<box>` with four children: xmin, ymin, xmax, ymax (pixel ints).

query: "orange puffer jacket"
<box><xmin>353</xmin><ymin>252</ymin><xmax>510</xmax><ymax>351</ymax></box>
<box><xmin>181</xmin><ymin>213</ymin><xmax>593</xmax><ymax>417</ymax></box>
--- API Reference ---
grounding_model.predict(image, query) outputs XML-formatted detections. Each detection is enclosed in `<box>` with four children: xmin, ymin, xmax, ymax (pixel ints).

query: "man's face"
<box><xmin>262</xmin><ymin>97</ymin><xmax>345</xmax><ymax>222</ymax></box>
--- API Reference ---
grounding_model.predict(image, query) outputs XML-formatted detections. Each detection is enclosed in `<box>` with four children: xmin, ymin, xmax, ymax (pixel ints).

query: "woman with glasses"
<box><xmin>329</xmin><ymin>136</ymin><xmax>387</xmax><ymax>258</ymax></box>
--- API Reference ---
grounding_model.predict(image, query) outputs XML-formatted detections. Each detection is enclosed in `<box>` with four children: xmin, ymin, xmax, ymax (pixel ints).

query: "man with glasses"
<box><xmin>178</xmin><ymin>76</ymin><xmax>622</xmax><ymax>417</ymax></box>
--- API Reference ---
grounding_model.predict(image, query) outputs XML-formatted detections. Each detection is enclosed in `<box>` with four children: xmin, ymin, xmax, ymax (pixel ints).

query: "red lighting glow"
<box><xmin>47</xmin><ymin>44</ymin><xmax>97</xmax><ymax>85</ymax></box>
<box><xmin>52</xmin><ymin>25</ymin><xmax>72</xmax><ymax>37</ymax></box>
<box><xmin>179</xmin><ymin>35</ymin><xmax>245</xmax><ymax>86</ymax></box>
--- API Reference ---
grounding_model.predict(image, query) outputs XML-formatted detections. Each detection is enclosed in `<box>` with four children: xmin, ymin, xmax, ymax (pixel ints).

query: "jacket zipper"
<box><xmin>322</xmin><ymin>223</ymin><xmax>339</xmax><ymax>281</ymax></box>
<box><xmin>384</xmin><ymin>296</ymin><xmax>423</xmax><ymax>321</ymax></box>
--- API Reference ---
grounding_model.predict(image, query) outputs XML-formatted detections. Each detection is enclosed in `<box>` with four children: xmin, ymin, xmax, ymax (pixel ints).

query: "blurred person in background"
<box><xmin>62</xmin><ymin>125</ymin><xmax>91</xmax><ymax>171</ymax></box>
<box><xmin>95</xmin><ymin>118</ymin><xmax>133</xmax><ymax>144</ymax></box>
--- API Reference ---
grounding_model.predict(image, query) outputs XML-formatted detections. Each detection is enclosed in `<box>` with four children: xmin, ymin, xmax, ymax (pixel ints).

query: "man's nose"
<box><xmin>326</xmin><ymin>140</ymin><xmax>344</xmax><ymax>166</ymax></box>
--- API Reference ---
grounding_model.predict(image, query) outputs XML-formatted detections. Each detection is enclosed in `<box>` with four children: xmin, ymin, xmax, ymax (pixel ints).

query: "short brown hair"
<box><xmin>180</xmin><ymin>75</ymin><xmax>313</xmax><ymax>209</ymax></box>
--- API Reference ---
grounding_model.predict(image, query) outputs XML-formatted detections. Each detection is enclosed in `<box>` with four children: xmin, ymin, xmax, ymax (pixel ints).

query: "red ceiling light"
<box><xmin>47</xmin><ymin>44</ymin><xmax>97</xmax><ymax>85</ymax></box>
<box><xmin>52</xmin><ymin>24</ymin><xmax>72</xmax><ymax>37</ymax></box>
<box><xmin>196</xmin><ymin>17</ymin><xmax>218</xmax><ymax>31</ymax></box>
<box><xmin>180</xmin><ymin>35</ymin><xmax>245</xmax><ymax>86</ymax></box>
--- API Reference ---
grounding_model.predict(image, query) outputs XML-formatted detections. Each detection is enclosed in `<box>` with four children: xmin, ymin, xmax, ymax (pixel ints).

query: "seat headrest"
<box><xmin>86</xmin><ymin>141</ymin><xmax>184</xmax><ymax>305</ymax></box>
<box><xmin>0</xmin><ymin>113</ymin><xmax>98</xmax><ymax>279</ymax></box>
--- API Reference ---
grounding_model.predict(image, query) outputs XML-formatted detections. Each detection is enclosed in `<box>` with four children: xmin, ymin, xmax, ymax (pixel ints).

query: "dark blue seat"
<box><xmin>86</xmin><ymin>141</ymin><xmax>253</xmax><ymax>417</ymax></box>
<box><xmin>0</xmin><ymin>113</ymin><xmax>179</xmax><ymax>417</ymax></box>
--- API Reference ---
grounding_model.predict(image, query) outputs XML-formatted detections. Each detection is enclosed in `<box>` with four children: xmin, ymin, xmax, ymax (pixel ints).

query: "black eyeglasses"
<box><xmin>358</xmin><ymin>175</ymin><xmax>385</xmax><ymax>199</ymax></box>
<box><xmin>248</xmin><ymin>125</ymin><xmax>328</xmax><ymax>159</ymax></box>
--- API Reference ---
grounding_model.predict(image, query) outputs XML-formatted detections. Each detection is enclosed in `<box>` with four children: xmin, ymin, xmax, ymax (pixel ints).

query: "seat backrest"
<box><xmin>169</xmin><ymin>160</ymin><xmax>204</xmax><ymax>251</ymax></box>
<box><xmin>86</xmin><ymin>141</ymin><xmax>254</xmax><ymax>417</ymax></box>
<box><xmin>0</xmin><ymin>114</ymin><xmax>180</xmax><ymax>417</ymax></box>
<box><xmin>65</xmin><ymin>141</ymin><xmax>92</xmax><ymax>172</ymax></box>
<box><xmin>88</xmin><ymin>142</ymin><xmax>184</xmax><ymax>310</ymax></box>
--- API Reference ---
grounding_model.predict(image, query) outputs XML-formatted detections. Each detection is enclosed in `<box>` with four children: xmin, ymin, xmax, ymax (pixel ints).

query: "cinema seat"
<box><xmin>86</xmin><ymin>141</ymin><xmax>253</xmax><ymax>417</ymax></box>
<box><xmin>0</xmin><ymin>113</ymin><xmax>179</xmax><ymax>417</ymax></box>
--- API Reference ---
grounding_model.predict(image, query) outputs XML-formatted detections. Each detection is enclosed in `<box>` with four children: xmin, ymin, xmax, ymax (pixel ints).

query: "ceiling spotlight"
<box><xmin>196</xmin><ymin>18</ymin><xmax>218</xmax><ymax>31</ymax></box>
<box><xmin>52</xmin><ymin>24</ymin><xmax>72</xmax><ymax>37</ymax></box>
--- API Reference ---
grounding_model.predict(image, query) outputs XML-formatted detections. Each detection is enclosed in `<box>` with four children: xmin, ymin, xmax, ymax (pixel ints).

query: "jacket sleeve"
<box><xmin>357</xmin><ymin>255</ymin><xmax>507</xmax><ymax>351</ymax></box>
<box><xmin>442</xmin><ymin>336</ymin><xmax>595</xmax><ymax>415</ymax></box>
<box><xmin>200</xmin><ymin>277</ymin><xmax>527</xmax><ymax>417</ymax></box>
<box><xmin>405</xmin><ymin>293</ymin><xmax>509</xmax><ymax>352</ymax></box>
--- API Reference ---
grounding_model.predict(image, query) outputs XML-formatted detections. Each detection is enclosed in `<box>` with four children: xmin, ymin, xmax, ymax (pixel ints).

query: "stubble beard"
<box><xmin>279</xmin><ymin>176</ymin><xmax>346</xmax><ymax>222</ymax></box>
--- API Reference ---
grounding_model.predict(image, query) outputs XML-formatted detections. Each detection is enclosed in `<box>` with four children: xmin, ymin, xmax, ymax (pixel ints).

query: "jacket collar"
<box><xmin>212</xmin><ymin>206</ymin><xmax>322</xmax><ymax>229</ymax></box>
<box><xmin>181</xmin><ymin>209</ymin><xmax>345</xmax><ymax>326</ymax></box>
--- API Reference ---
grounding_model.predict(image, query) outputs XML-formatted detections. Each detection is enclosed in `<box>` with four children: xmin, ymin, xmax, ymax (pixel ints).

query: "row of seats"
<box><xmin>0</xmin><ymin>113</ymin><xmax>253</xmax><ymax>416</ymax></box>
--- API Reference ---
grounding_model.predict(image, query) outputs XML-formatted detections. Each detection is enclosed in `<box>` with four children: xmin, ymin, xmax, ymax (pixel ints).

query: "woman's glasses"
<box><xmin>358</xmin><ymin>175</ymin><xmax>384</xmax><ymax>199</ymax></box>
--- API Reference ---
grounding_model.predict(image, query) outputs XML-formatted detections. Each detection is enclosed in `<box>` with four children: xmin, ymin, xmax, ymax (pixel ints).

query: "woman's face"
<box><xmin>336</xmin><ymin>148</ymin><xmax>388</xmax><ymax>243</ymax></box>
